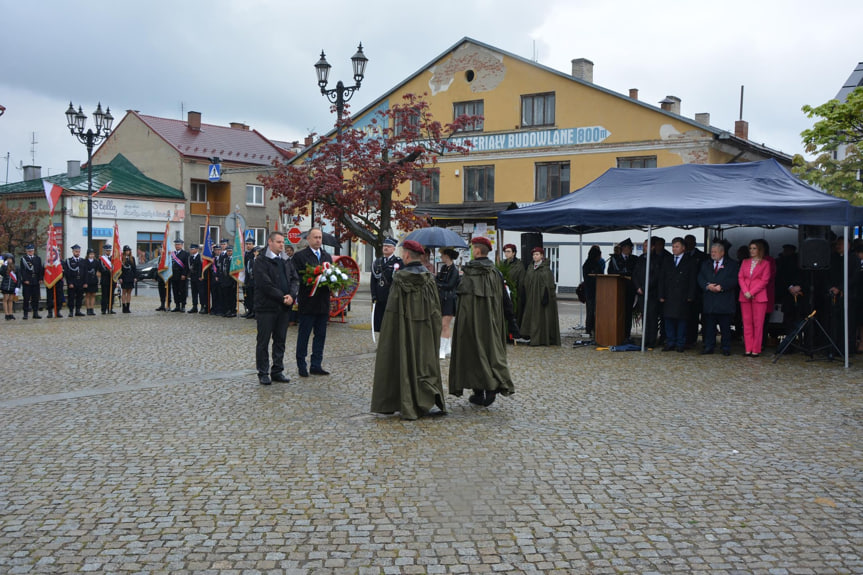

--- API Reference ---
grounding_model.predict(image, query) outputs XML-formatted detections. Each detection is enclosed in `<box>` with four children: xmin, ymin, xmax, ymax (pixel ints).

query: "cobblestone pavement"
<box><xmin>1</xmin><ymin>286</ymin><xmax>861</xmax><ymax>574</ymax></box>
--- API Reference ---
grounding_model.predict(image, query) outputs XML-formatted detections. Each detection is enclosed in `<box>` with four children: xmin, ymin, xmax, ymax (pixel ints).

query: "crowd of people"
<box><xmin>579</xmin><ymin>233</ymin><xmax>863</xmax><ymax>357</ymax></box>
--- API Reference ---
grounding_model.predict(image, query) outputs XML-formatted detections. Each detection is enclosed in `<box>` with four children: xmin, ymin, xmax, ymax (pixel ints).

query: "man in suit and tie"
<box><xmin>294</xmin><ymin>228</ymin><xmax>333</xmax><ymax>377</ymax></box>
<box><xmin>63</xmin><ymin>244</ymin><xmax>86</xmax><ymax>316</ymax></box>
<box><xmin>697</xmin><ymin>241</ymin><xmax>739</xmax><ymax>355</ymax></box>
<box><xmin>658</xmin><ymin>237</ymin><xmax>697</xmax><ymax>352</ymax></box>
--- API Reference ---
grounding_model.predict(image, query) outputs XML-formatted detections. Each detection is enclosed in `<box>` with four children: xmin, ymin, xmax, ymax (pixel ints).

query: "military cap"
<box><xmin>383</xmin><ymin>237</ymin><xmax>398</xmax><ymax>247</ymax></box>
<box><xmin>503</xmin><ymin>243</ymin><xmax>517</xmax><ymax>252</ymax></box>
<box><xmin>220</xmin><ymin>238</ymin><xmax>229</xmax><ymax>244</ymax></box>
<box><xmin>531</xmin><ymin>246</ymin><xmax>544</xmax><ymax>255</ymax></box>
<box><xmin>103</xmin><ymin>244</ymin><xmax>112</xmax><ymax>251</ymax></box>
<box><xmin>25</xmin><ymin>243</ymin><xmax>35</xmax><ymax>250</ymax></box>
<box><xmin>470</xmin><ymin>236</ymin><xmax>492</xmax><ymax>249</ymax></box>
<box><xmin>618</xmin><ymin>238</ymin><xmax>634</xmax><ymax>248</ymax></box>
<box><xmin>190</xmin><ymin>243</ymin><xmax>199</xmax><ymax>249</ymax></box>
<box><xmin>401</xmin><ymin>239</ymin><xmax>424</xmax><ymax>255</ymax></box>
<box><xmin>123</xmin><ymin>245</ymin><xmax>131</xmax><ymax>251</ymax></box>
<box><xmin>70</xmin><ymin>244</ymin><xmax>81</xmax><ymax>250</ymax></box>
<box><xmin>173</xmin><ymin>238</ymin><xmax>184</xmax><ymax>244</ymax></box>
<box><xmin>87</xmin><ymin>248</ymin><xmax>95</xmax><ymax>255</ymax></box>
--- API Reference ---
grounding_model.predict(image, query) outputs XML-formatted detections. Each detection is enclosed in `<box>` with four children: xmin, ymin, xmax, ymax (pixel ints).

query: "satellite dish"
<box><xmin>224</xmin><ymin>212</ymin><xmax>247</xmax><ymax>239</ymax></box>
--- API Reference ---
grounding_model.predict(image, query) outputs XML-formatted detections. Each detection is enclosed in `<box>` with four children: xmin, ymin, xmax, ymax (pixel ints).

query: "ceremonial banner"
<box><xmin>43</xmin><ymin>225</ymin><xmax>63</xmax><ymax>288</ymax></box>
<box><xmin>157</xmin><ymin>221</ymin><xmax>173</xmax><ymax>282</ymax></box>
<box><xmin>111</xmin><ymin>221</ymin><xmax>122</xmax><ymax>282</ymax></box>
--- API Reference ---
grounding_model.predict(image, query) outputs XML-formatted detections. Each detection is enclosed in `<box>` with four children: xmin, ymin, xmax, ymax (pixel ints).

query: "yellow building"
<box><xmin>299</xmin><ymin>38</ymin><xmax>791</xmax><ymax>285</ymax></box>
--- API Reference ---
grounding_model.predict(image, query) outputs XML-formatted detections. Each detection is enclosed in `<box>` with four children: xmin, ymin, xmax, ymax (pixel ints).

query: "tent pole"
<box><xmin>642</xmin><ymin>226</ymin><xmax>653</xmax><ymax>352</ymax></box>
<box><xmin>844</xmin><ymin>226</ymin><xmax>849</xmax><ymax>368</ymax></box>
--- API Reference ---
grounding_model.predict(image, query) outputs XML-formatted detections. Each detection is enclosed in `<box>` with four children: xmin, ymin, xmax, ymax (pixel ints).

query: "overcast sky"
<box><xmin>1</xmin><ymin>0</ymin><xmax>860</xmax><ymax>184</ymax></box>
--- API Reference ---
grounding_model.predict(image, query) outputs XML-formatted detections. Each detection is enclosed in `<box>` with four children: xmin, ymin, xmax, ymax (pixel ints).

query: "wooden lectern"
<box><xmin>594</xmin><ymin>275</ymin><xmax>627</xmax><ymax>346</ymax></box>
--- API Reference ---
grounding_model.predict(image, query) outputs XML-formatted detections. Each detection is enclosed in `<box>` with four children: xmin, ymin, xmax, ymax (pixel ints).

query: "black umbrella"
<box><xmin>403</xmin><ymin>227</ymin><xmax>468</xmax><ymax>248</ymax></box>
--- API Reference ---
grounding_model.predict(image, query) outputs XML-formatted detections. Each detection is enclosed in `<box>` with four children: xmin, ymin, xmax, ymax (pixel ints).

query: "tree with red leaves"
<box><xmin>261</xmin><ymin>93</ymin><xmax>481</xmax><ymax>257</ymax></box>
<box><xmin>0</xmin><ymin>202</ymin><xmax>49</xmax><ymax>254</ymax></box>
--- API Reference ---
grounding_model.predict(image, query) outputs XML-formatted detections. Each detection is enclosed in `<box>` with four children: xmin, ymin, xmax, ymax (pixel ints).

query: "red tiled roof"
<box><xmin>135</xmin><ymin>113</ymin><xmax>288</xmax><ymax>165</ymax></box>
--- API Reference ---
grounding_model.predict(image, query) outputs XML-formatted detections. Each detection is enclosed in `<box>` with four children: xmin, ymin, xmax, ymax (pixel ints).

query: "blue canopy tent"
<box><xmin>497</xmin><ymin>159</ymin><xmax>863</xmax><ymax>365</ymax></box>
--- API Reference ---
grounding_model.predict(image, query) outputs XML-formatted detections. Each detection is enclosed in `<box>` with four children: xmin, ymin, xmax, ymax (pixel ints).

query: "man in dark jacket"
<box><xmin>293</xmin><ymin>228</ymin><xmax>333</xmax><ymax>377</ymax></box>
<box><xmin>607</xmin><ymin>237</ymin><xmax>638</xmax><ymax>342</ymax></box>
<box><xmin>633</xmin><ymin>237</ymin><xmax>670</xmax><ymax>348</ymax></box>
<box><xmin>697</xmin><ymin>241</ymin><xmax>739</xmax><ymax>355</ymax></box>
<box><xmin>170</xmin><ymin>239</ymin><xmax>189</xmax><ymax>312</ymax></box>
<box><xmin>63</xmin><ymin>244</ymin><xmax>86</xmax><ymax>316</ymax></box>
<box><xmin>254</xmin><ymin>231</ymin><xmax>299</xmax><ymax>385</ymax></box>
<box><xmin>658</xmin><ymin>237</ymin><xmax>698</xmax><ymax>352</ymax></box>
<box><xmin>19</xmin><ymin>243</ymin><xmax>43</xmax><ymax>319</ymax></box>
<box><xmin>370</xmin><ymin>237</ymin><xmax>403</xmax><ymax>333</ymax></box>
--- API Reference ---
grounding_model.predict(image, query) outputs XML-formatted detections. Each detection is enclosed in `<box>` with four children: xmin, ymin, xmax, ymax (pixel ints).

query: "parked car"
<box><xmin>136</xmin><ymin>257</ymin><xmax>161</xmax><ymax>281</ymax></box>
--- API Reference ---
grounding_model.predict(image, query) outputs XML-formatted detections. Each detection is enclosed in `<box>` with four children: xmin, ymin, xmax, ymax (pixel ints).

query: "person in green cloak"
<box><xmin>520</xmin><ymin>246</ymin><xmax>561</xmax><ymax>346</ymax></box>
<box><xmin>371</xmin><ymin>239</ymin><xmax>446</xmax><ymax>420</ymax></box>
<box><xmin>448</xmin><ymin>236</ymin><xmax>515</xmax><ymax>407</ymax></box>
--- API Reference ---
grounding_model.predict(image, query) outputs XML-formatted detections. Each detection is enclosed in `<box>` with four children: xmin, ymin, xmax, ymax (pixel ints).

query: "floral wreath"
<box><xmin>302</xmin><ymin>261</ymin><xmax>355</xmax><ymax>296</ymax></box>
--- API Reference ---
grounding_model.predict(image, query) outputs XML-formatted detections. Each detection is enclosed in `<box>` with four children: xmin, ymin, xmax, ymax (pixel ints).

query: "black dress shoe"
<box><xmin>661</xmin><ymin>346</ymin><xmax>675</xmax><ymax>352</ymax></box>
<box><xmin>676</xmin><ymin>347</ymin><xmax>685</xmax><ymax>353</ymax></box>
<box><xmin>32</xmin><ymin>313</ymin><xmax>42</xmax><ymax>319</ymax></box>
<box><xmin>156</xmin><ymin>306</ymin><xmax>166</xmax><ymax>311</ymax></box>
<box><xmin>187</xmin><ymin>307</ymin><xmax>198</xmax><ymax>314</ymax></box>
<box><xmin>309</xmin><ymin>368</ymin><xmax>330</xmax><ymax>376</ymax></box>
<box><xmin>199</xmin><ymin>308</ymin><xmax>209</xmax><ymax>314</ymax></box>
<box><xmin>722</xmin><ymin>350</ymin><xmax>731</xmax><ymax>356</ymax></box>
<box><xmin>223</xmin><ymin>312</ymin><xmax>237</xmax><ymax>318</ymax></box>
<box><xmin>298</xmin><ymin>367</ymin><xmax>309</xmax><ymax>377</ymax></box>
<box><xmin>468</xmin><ymin>390</ymin><xmax>485</xmax><ymax>405</ymax></box>
<box><xmin>76</xmin><ymin>311</ymin><xmax>85</xmax><ymax>317</ymax></box>
<box><xmin>271</xmin><ymin>373</ymin><xmax>291</xmax><ymax>383</ymax></box>
<box><xmin>700</xmin><ymin>349</ymin><xmax>714</xmax><ymax>355</ymax></box>
<box><xmin>258</xmin><ymin>375</ymin><xmax>272</xmax><ymax>385</ymax></box>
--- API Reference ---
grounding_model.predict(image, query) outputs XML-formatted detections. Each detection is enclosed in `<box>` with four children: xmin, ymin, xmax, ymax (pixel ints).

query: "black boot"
<box><xmin>122</xmin><ymin>303</ymin><xmax>130</xmax><ymax>313</ymax></box>
<box><xmin>87</xmin><ymin>309</ymin><xmax>96</xmax><ymax>316</ymax></box>
<box><xmin>76</xmin><ymin>308</ymin><xmax>85</xmax><ymax>317</ymax></box>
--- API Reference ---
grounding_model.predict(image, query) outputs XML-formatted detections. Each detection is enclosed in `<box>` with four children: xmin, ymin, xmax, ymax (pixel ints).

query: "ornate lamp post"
<box><xmin>313</xmin><ymin>44</ymin><xmax>368</xmax><ymax>249</ymax></box>
<box><xmin>65</xmin><ymin>101</ymin><xmax>113</xmax><ymax>250</ymax></box>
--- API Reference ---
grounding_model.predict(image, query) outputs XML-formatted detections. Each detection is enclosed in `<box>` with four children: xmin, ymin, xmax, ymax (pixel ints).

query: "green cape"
<box><xmin>448</xmin><ymin>258</ymin><xmax>514</xmax><ymax>397</ymax></box>
<box><xmin>521</xmin><ymin>260</ymin><xmax>561</xmax><ymax>346</ymax></box>
<box><xmin>371</xmin><ymin>266</ymin><xmax>445</xmax><ymax>420</ymax></box>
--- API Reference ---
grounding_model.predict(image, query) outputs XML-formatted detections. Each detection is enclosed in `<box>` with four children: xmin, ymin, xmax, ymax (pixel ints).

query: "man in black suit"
<box><xmin>187</xmin><ymin>243</ymin><xmax>202</xmax><ymax>313</ymax></box>
<box><xmin>254</xmin><ymin>231</ymin><xmax>299</xmax><ymax>385</ymax></box>
<box><xmin>170</xmin><ymin>239</ymin><xmax>189</xmax><ymax>312</ymax></box>
<box><xmin>63</xmin><ymin>244</ymin><xmax>86</xmax><ymax>316</ymax></box>
<box><xmin>697</xmin><ymin>241</ymin><xmax>739</xmax><ymax>355</ymax></box>
<box><xmin>633</xmin><ymin>236</ymin><xmax>670</xmax><ymax>349</ymax></box>
<box><xmin>607</xmin><ymin>237</ymin><xmax>638</xmax><ymax>343</ymax></box>
<box><xmin>658</xmin><ymin>237</ymin><xmax>698</xmax><ymax>352</ymax></box>
<box><xmin>19</xmin><ymin>243</ymin><xmax>44</xmax><ymax>319</ymax></box>
<box><xmin>293</xmin><ymin>228</ymin><xmax>333</xmax><ymax>377</ymax></box>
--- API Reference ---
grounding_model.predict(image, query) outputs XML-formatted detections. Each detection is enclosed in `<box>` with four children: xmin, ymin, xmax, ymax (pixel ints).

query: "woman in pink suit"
<box><xmin>738</xmin><ymin>241</ymin><xmax>773</xmax><ymax>356</ymax></box>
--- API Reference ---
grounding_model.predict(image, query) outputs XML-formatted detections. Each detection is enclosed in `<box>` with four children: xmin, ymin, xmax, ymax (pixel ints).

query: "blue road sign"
<box><xmin>208</xmin><ymin>163</ymin><xmax>222</xmax><ymax>182</ymax></box>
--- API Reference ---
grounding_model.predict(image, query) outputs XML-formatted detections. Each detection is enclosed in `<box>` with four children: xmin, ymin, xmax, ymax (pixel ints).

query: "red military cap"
<box><xmin>531</xmin><ymin>246</ymin><xmax>544</xmax><ymax>255</ymax></box>
<box><xmin>401</xmin><ymin>239</ymin><xmax>425</xmax><ymax>255</ymax></box>
<box><xmin>471</xmin><ymin>236</ymin><xmax>492</xmax><ymax>249</ymax></box>
<box><xmin>503</xmin><ymin>243</ymin><xmax>517</xmax><ymax>252</ymax></box>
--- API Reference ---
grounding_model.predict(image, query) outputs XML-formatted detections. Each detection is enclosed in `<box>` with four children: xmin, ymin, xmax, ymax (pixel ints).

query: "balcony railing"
<box><xmin>190</xmin><ymin>201</ymin><xmax>230</xmax><ymax>216</ymax></box>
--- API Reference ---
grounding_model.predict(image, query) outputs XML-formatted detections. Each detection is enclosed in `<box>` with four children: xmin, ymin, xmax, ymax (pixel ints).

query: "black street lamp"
<box><xmin>65</xmin><ymin>101</ymin><xmax>113</xmax><ymax>251</ymax></box>
<box><xmin>314</xmin><ymin>43</ymin><xmax>367</xmax><ymax>250</ymax></box>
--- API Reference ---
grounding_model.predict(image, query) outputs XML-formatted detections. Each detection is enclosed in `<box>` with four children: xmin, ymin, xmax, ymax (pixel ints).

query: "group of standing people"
<box><xmin>0</xmin><ymin>242</ymin><xmax>137</xmax><ymax>320</ymax></box>
<box><xmin>499</xmin><ymin>243</ymin><xmax>560</xmax><ymax>346</ymax></box>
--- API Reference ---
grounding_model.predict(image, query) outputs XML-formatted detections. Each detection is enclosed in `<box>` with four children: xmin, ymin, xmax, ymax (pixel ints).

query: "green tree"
<box><xmin>793</xmin><ymin>86</ymin><xmax>863</xmax><ymax>204</ymax></box>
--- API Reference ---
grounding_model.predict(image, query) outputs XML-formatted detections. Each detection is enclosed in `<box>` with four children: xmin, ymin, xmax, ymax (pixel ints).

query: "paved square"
<box><xmin>1</xmin><ymin>289</ymin><xmax>861</xmax><ymax>573</ymax></box>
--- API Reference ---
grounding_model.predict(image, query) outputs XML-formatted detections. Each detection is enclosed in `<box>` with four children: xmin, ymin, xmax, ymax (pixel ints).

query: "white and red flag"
<box><xmin>43</xmin><ymin>225</ymin><xmax>63</xmax><ymax>289</ymax></box>
<box><xmin>42</xmin><ymin>180</ymin><xmax>63</xmax><ymax>215</ymax></box>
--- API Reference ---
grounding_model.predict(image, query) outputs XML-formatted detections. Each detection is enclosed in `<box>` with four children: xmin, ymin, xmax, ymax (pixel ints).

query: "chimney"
<box><xmin>229</xmin><ymin>122</ymin><xmax>249</xmax><ymax>131</ymax></box>
<box><xmin>571</xmin><ymin>58</ymin><xmax>594</xmax><ymax>83</ymax></box>
<box><xmin>188</xmin><ymin>111</ymin><xmax>202</xmax><ymax>131</ymax></box>
<box><xmin>734</xmin><ymin>120</ymin><xmax>749</xmax><ymax>140</ymax></box>
<box><xmin>67</xmin><ymin>160</ymin><xmax>81</xmax><ymax>178</ymax></box>
<box><xmin>22</xmin><ymin>165</ymin><xmax>41</xmax><ymax>181</ymax></box>
<box><xmin>694</xmin><ymin>113</ymin><xmax>711</xmax><ymax>126</ymax></box>
<box><xmin>629</xmin><ymin>88</ymin><xmax>639</xmax><ymax>100</ymax></box>
<box><xmin>304</xmin><ymin>135</ymin><xmax>314</xmax><ymax>148</ymax></box>
<box><xmin>659</xmin><ymin>96</ymin><xmax>681</xmax><ymax>115</ymax></box>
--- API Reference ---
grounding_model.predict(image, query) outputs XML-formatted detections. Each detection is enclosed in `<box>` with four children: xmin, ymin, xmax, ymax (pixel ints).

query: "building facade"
<box><xmin>301</xmin><ymin>37</ymin><xmax>792</xmax><ymax>287</ymax></box>
<box><xmin>91</xmin><ymin>111</ymin><xmax>294</xmax><ymax>248</ymax></box>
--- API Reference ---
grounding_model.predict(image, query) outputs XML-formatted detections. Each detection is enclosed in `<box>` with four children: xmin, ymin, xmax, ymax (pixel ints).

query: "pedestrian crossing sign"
<box><xmin>208</xmin><ymin>163</ymin><xmax>222</xmax><ymax>182</ymax></box>
<box><xmin>245</xmin><ymin>229</ymin><xmax>254</xmax><ymax>241</ymax></box>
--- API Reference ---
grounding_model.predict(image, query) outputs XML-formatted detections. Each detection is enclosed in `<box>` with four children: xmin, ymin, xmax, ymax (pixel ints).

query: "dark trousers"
<box><xmin>190</xmin><ymin>280</ymin><xmax>200</xmax><ymax>308</ymax></box>
<box><xmin>296</xmin><ymin>313</ymin><xmax>328</xmax><ymax>371</ymax></box>
<box><xmin>222</xmin><ymin>283</ymin><xmax>236</xmax><ymax>314</ymax></box>
<box><xmin>703</xmin><ymin>313</ymin><xmax>733</xmax><ymax>352</ymax></box>
<box><xmin>172</xmin><ymin>278</ymin><xmax>187</xmax><ymax>307</ymax></box>
<box><xmin>211</xmin><ymin>280</ymin><xmax>223</xmax><ymax>314</ymax></box>
<box><xmin>372</xmin><ymin>295</ymin><xmax>388</xmax><ymax>332</ymax></box>
<box><xmin>46</xmin><ymin>283</ymin><xmax>64</xmax><ymax>314</ymax></box>
<box><xmin>244</xmin><ymin>285</ymin><xmax>255</xmax><ymax>314</ymax></box>
<box><xmin>158</xmin><ymin>279</ymin><xmax>168</xmax><ymax>307</ymax></box>
<box><xmin>100</xmin><ymin>279</ymin><xmax>115</xmax><ymax>312</ymax></box>
<box><xmin>22</xmin><ymin>283</ymin><xmax>39</xmax><ymax>313</ymax></box>
<box><xmin>256</xmin><ymin>310</ymin><xmax>290</xmax><ymax>376</ymax></box>
<box><xmin>585</xmin><ymin>297</ymin><xmax>596</xmax><ymax>335</ymax></box>
<box><xmin>67</xmin><ymin>284</ymin><xmax>84</xmax><ymax>312</ymax></box>
<box><xmin>641</xmin><ymin>298</ymin><xmax>663</xmax><ymax>347</ymax></box>
<box><xmin>664</xmin><ymin>317</ymin><xmax>688</xmax><ymax>349</ymax></box>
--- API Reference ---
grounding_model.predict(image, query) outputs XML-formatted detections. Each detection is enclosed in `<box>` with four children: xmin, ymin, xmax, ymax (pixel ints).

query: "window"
<box><xmin>453</xmin><ymin>100</ymin><xmax>484</xmax><ymax>132</ymax></box>
<box><xmin>617</xmin><ymin>156</ymin><xmax>657</xmax><ymax>169</ymax></box>
<box><xmin>137</xmin><ymin>231</ymin><xmax>165</xmax><ymax>263</ymax></box>
<box><xmin>199</xmin><ymin>226</ymin><xmax>220</xmax><ymax>247</ymax></box>
<box><xmin>521</xmin><ymin>93</ymin><xmax>555</xmax><ymax>127</ymax></box>
<box><xmin>411</xmin><ymin>169</ymin><xmax>440</xmax><ymax>204</ymax></box>
<box><xmin>464</xmin><ymin>166</ymin><xmax>494</xmax><ymax>202</ymax></box>
<box><xmin>394</xmin><ymin>111</ymin><xmax>420</xmax><ymax>138</ymax></box>
<box><xmin>249</xmin><ymin>228</ymin><xmax>266</xmax><ymax>246</ymax></box>
<box><xmin>536</xmin><ymin>162</ymin><xmax>570</xmax><ymax>201</ymax></box>
<box><xmin>28</xmin><ymin>201</ymin><xmax>37</xmax><ymax>211</ymax></box>
<box><xmin>191</xmin><ymin>182</ymin><xmax>207</xmax><ymax>202</ymax></box>
<box><xmin>246</xmin><ymin>184</ymin><xmax>264</xmax><ymax>206</ymax></box>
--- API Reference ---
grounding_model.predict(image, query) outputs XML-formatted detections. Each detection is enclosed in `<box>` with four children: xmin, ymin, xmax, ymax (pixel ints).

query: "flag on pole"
<box><xmin>42</xmin><ymin>180</ymin><xmax>63</xmax><ymax>215</ymax></box>
<box><xmin>111</xmin><ymin>221</ymin><xmax>122</xmax><ymax>282</ymax></box>
<box><xmin>201</xmin><ymin>213</ymin><xmax>213</xmax><ymax>276</ymax></box>
<box><xmin>93</xmin><ymin>180</ymin><xmax>113</xmax><ymax>196</ymax></box>
<box><xmin>44</xmin><ymin>225</ymin><xmax>63</xmax><ymax>288</ymax></box>
<box><xmin>157</xmin><ymin>221</ymin><xmax>173</xmax><ymax>282</ymax></box>
<box><xmin>230</xmin><ymin>225</ymin><xmax>246</xmax><ymax>284</ymax></box>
